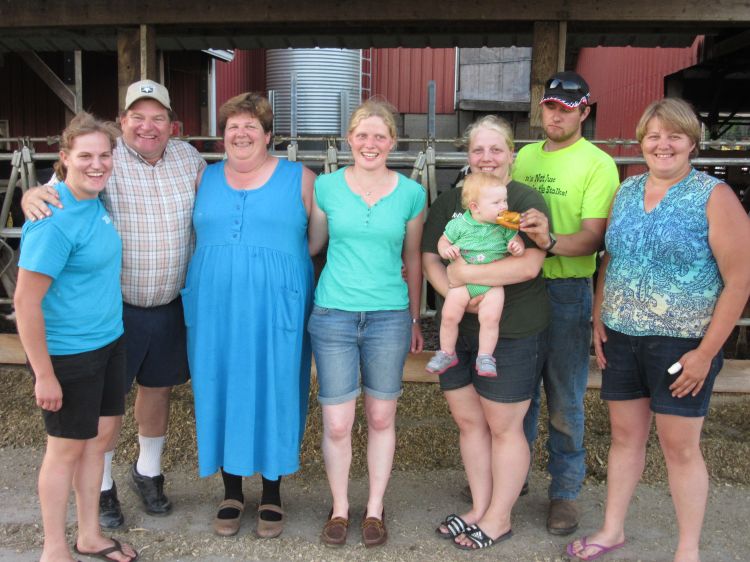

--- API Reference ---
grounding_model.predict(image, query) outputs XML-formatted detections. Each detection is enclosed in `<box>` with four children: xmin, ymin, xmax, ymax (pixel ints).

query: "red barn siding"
<box><xmin>371</xmin><ymin>48</ymin><xmax>455</xmax><ymax>114</ymax></box>
<box><xmin>216</xmin><ymin>49</ymin><xmax>266</xmax><ymax>109</ymax></box>
<box><xmin>0</xmin><ymin>53</ymin><xmax>67</xmax><ymax>143</ymax></box>
<box><xmin>576</xmin><ymin>42</ymin><xmax>700</xmax><ymax>160</ymax></box>
<box><xmin>165</xmin><ymin>51</ymin><xmax>203</xmax><ymax>136</ymax></box>
<box><xmin>82</xmin><ymin>52</ymin><xmax>118</xmax><ymax>121</ymax></box>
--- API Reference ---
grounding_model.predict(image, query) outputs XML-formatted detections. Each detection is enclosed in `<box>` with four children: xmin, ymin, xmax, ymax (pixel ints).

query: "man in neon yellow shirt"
<box><xmin>512</xmin><ymin>71</ymin><xmax>620</xmax><ymax>536</ymax></box>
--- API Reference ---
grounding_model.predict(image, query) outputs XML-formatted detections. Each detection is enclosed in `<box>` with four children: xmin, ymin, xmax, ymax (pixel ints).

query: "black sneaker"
<box><xmin>130</xmin><ymin>463</ymin><xmax>172</xmax><ymax>516</ymax></box>
<box><xmin>99</xmin><ymin>481</ymin><xmax>125</xmax><ymax>529</ymax></box>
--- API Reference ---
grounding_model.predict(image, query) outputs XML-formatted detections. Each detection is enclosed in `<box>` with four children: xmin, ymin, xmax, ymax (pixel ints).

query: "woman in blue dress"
<box><xmin>181</xmin><ymin>93</ymin><xmax>316</xmax><ymax>539</ymax></box>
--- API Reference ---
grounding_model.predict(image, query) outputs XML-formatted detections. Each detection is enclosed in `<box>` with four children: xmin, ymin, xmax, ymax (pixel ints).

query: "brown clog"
<box><xmin>212</xmin><ymin>498</ymin><xmax>244</xmax><ymax>537</ymax></box>
<box><xmin>361</xmin><ymin>508</ymin><xmax>387</xmax><ymax>548</ymax></box>
<box><xmin>321</xmin><ymin>508</ymin><xmax>350</xmax><ymax>547</ymax></box>
<box><xmin>256</xmin><ymin>503</ymin><xmax>284</xmax><ymax>539</ymax></box>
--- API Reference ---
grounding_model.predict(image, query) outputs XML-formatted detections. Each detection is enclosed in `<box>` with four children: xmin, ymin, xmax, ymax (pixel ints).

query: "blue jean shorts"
<box><xmin>439</xmin><ymin>330</ymin><xmax>547</xmax><ymax>403</ymax></box>
<box><xmin>600</xmin><ymin>327</ymin><xmax>723</xmax><ymax>417</ymax></box>
<box><xmin>308</xmin><ymin>306</ymin><xmax>412</xmax><ymax>405</ymax></box>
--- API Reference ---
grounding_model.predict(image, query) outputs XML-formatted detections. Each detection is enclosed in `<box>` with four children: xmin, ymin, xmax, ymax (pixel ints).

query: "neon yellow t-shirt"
<box><xmin>512</xmin><ymin>137</ymin><xmax>619</xmax><ymax>279</ymax></box>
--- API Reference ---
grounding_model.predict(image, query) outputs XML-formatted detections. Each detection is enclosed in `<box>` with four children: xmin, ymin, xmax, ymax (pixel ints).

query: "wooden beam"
<box><xmin>3</xmin><ymin>1</ymin><xmax>750</xmax><ymax>26</ymax></box>
<box><xmin>117</xmin><ymin>27</ymin><xmax>139</xmax><ymax>112</ymax></box>
<box><xmin>117</xmin><ymin>25</ymin><xmax>158</xmax><ymax>112</ymax></box>
<box><xmin>139</xmin><ymin>24</ymin><xmax>157</xmax><ymax>80</ymax></box>
<box><xmin>529</xmin><ymin>21</ymin><xmax>560</xmax><ymax>135</ymax></box>
<box><xmin>18</xmin><ymin>51</ymin><xmax>77</xmax><ymax>114</ymax></box>
<box><xmin>557</xmin><ymin>21</ymin><xmax>567</xmax><ymax>72</ymax></box>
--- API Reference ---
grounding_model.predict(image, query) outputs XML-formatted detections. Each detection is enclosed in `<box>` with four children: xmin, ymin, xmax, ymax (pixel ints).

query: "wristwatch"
<box><xmin>544</xmin><ymin>233</ymin><xmax>558</xmax><ymax>252</ymax></box>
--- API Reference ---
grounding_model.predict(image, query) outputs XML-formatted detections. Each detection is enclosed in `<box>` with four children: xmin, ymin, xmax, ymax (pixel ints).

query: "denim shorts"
<box><xmin>308</xmin><ymin>306</ymin><xmax>412</xmax><ymax>405</ymax></box>
<box><xmin>124</xmin><ymin>296</ymin><xmax>189</xmax><ymax>389</ymax></box>
<box><xmin>439</xmin><ymin>330</ymin><xmax>547</xmax><ymax>403</ymax></box>
<box><xmin>31</xmin><ymin>335</ymin><xmax>127</xmax><ymax>439</ymax></box>
<box><xmin>600</xmin><ymin>327</ymin><xmax>723</xmax><ymax>417</ymax></box>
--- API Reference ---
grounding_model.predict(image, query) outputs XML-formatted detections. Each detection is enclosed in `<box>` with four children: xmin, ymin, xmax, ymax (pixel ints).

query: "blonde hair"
<box><xmin>54</xmin><ymin>112</ymin><xmax>120</xmax><ymax>181</ymax></box>
<box><xmin>636</xmin><ymin>98</ymin><xmax>701</xmax><ymax>157</ymax></box>
<box><xmin>461</xmin><ymin>172</ymin><xmax>506</xmax><ymax>210</ymax></box>
<box><xmin>347</xmin><ymin>97</ymin><xmax>398</xmax><ymax>141</ymax></box>
<box><xmin>462</xmin><ymin>115</ymin><xmax>514</xmax><ymax>153</ymax></box>
<box><xmin>218</xmin><ymin>92</ymin><xmax>273</xmax><ymax>134</ymax></box>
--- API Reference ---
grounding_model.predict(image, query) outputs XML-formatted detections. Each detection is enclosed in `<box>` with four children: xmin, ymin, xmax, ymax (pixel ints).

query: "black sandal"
<box><xmin>453</xmin><ymin>524</ymin><xmax>513</xmax><ymax>550</ymax></box>
<box><xmin>74</xmin><ymin>537</ymin><xmax>139</xmax><ymax>561</ymax></box>
<box><xmin>435</xmin><ymin>513</ymin><xmax>468</xmax><ymax>539</ymax></box>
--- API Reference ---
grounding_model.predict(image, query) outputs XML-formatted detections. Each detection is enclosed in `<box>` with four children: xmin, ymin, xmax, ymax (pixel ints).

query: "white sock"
<box><xmin>136</xmin><ymin>435</ymin><xmax>165</xmax><ymax>477</ymax></box>
<box><xmin>101</xmin><ymin>450</ymin><xmax>115</xmax><ymax>491</ymax></box>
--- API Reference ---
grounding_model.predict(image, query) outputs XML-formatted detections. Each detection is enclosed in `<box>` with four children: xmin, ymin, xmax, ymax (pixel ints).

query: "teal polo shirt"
<box><xmin>314</xmin><ymin>167</ymin><xmax>425</xmax><ymax>311</ymax></box>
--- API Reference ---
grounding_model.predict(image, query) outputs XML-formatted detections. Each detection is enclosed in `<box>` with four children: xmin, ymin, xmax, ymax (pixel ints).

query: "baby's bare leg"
<box><xmin>477</xmin><ymin>286</ymin><xmax>505</xmax><ymax>356</ymax></box>
<box><xmin>439</xmin><ymin>287</ymin><xmax>471</xmax><ymax>354</ymax></box>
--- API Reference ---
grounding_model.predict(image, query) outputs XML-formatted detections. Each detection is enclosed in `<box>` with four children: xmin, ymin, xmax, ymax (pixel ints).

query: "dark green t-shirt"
<box><xmin>421</xmin><ymin>180</ymin><xmax>551</xmax><ymax>339</ymax></box>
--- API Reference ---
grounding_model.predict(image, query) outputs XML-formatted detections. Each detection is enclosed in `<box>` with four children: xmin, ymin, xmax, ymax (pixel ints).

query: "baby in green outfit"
<box><xmin>426</xmin><ymin>172</ymin><xmax>524</xmax><ymax>377</ymax></box>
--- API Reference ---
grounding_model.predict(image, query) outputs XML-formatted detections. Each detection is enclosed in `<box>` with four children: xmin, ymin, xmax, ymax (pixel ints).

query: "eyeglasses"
<box><xmin>546</xmin><ymin>78</ymin><xmax>588</xmax><ymax>95</ymax></box>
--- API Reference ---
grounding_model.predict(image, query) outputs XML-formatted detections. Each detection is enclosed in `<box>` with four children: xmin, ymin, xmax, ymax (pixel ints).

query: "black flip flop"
<box><xmin>74</xmin><ymin>538</ymin><xmax>139</xmax><ymax>562</ymax></box>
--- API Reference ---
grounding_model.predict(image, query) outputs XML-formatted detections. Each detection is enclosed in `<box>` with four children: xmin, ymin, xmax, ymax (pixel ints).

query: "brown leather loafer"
<box><xmin>361</xmin><ymin>509</ymin><xmax>387</xmax><ymax>548</ymax></box>
<box><xmin>256</xmin><ymin>503</ymin><xmax>284</xmax><ymax>539</ymax></box>
<box><xmin>321</xmin><ymin>509</ymin><xmax>349</xmax><ymax>547</ymax></box>
<box><xmin>547</xmin><ymin>499</ymin><xmax>580</xmax><ymax>535</ymax></box>
<box><xmin>213</xmin><ymin>499</ymin><xmax>244</xmax><ymax>537</ymax></box>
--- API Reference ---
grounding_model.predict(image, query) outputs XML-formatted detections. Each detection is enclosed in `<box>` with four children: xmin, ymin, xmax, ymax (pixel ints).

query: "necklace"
<box><xmin>347</xmin><ymin>168</ymin><xmax>387</xmax><ymax>199</ymax></box>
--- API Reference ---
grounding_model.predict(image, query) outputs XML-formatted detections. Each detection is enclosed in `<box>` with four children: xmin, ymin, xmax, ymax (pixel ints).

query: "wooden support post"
<box><xmin>18</xmin><ymin>51</ymin><xmax>78</xmax><ymax>117</ymax></box>
<box><xmin>62</xmin><ymin>50</ymin><xmax>83</xmax><ymax>123</ymax></box>
<box><xmin>529</xmin><ymin>21</ymin><xmax>567</xmax><ymax>137</ymax></box>
<box><xmin>117</xmin><ymin>25</ymin><xmax>158</xmax><ymax>112</ymax></box>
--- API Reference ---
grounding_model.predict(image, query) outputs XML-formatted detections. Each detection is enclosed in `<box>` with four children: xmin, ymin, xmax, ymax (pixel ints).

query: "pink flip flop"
<box><xmin>566</xmin><ymin>536</ymin><xmax>625</xmax><ymax>561</ymax></box>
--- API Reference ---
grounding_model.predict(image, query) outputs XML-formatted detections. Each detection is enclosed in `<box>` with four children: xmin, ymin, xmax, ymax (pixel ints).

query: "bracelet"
<box><xmin>412</xmin><ymin>317</ymin><xmax>420</xmax><ymax>324</ymax></box>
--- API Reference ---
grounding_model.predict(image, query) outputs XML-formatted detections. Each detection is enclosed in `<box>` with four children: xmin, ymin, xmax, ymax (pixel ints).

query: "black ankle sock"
<box><xmin>218</xmin><ymin>469</ymin><xmax>244</xmax><ymax>519</ymax></box>
<box><xmin>259</xmin><ymin>476</ymin><xmax>282</xmax><ymax>521</ymax></box>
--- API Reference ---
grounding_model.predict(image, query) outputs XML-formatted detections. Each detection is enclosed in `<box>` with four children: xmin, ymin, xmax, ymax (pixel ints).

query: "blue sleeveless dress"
<box><xmin>182</xmin><ymin>158</ymin><xmax>313</xmax><ymax>479</ymax></box>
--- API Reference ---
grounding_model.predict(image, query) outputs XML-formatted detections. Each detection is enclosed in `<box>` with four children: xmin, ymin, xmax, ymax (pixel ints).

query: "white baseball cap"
<box><xmin>125</xmin><ymin>79</ymin><xmax>172</xmax><ymax>110</ymax></box>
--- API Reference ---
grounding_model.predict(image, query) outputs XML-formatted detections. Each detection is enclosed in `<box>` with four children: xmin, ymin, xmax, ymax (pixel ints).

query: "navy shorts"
<box><xmin>124</xmin><ymin>297</ymin><xmax>189</xmax><ymax>389</ymax></box>
<box><xmin>33</xmin><ymin>336</ymin><xmax>127</xmax><ymax>440</ymax></box>
<box><xmin>600</xmin><ymin>327</ymin><xmax>723</xmax><ymax>418</ymax></box>
<box><xmin>439</xmin><ymin>330</ymin><xmax>547</xmax><ymax>403</ymax></box>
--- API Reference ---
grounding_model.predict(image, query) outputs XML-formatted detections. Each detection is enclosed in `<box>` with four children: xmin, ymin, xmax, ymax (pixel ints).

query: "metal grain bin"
<box><xmin>266</xmin><ymin>48</ymin><xmax>362</xmax><ymax>136</ymax></box>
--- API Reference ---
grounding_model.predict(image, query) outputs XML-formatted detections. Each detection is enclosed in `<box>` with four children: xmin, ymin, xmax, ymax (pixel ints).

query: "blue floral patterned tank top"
<box><xmin>601</xmin><ymin>169</ymin><xmax>723</xmax><ymax>338</ymax></box>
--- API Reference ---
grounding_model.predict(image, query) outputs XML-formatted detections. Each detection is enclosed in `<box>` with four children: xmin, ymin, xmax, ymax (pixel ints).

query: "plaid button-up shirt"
<box><xmin>99</xmin><ymin>137</ymin><xmax>206</xmax><ymax>307</ymax></box>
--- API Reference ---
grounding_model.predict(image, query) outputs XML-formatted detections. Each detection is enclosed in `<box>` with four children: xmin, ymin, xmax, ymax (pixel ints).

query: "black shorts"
<box><xmin>124</xmin><ymin>297</ymin><xmax>189</xmax><ymax>389</ymax></box>
<box><xmin>33</xmin><ymin>335</ymin><xmax>127</xmax><ymax>440</ymax></box>
<box><xmin>600</xmin><ymin>327</ymin><xmax>722</xmax><ymax>418</ymax></box>
<box><xmin>439</xmin><ymin>330</ymin><xmax>547</xmax><ymax>403</ymax></box>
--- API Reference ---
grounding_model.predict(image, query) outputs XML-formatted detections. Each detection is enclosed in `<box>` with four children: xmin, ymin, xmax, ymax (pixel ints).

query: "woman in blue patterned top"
<box><xmin>567</xmin><ymin>99</ymin><xmax>750</xmax><ymax>561</ymax></box>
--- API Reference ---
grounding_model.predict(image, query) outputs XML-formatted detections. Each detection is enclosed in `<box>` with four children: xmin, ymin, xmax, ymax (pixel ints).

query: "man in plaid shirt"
<box><xmin>23</xmin><ymin>80</ymin><xmax>206</xmax><ymax>529</ymax></box>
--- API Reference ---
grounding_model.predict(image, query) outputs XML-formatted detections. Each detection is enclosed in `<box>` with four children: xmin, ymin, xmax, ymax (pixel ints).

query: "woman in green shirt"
<box><xmin>308</xmin><ymin>98</ymin><xmax>426</xmax><ymax>548</ymax></box>
<box><xmin>422</xmin><ymin>115</ymin><xmax>551</xmax><ymax>550</ymax></box>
